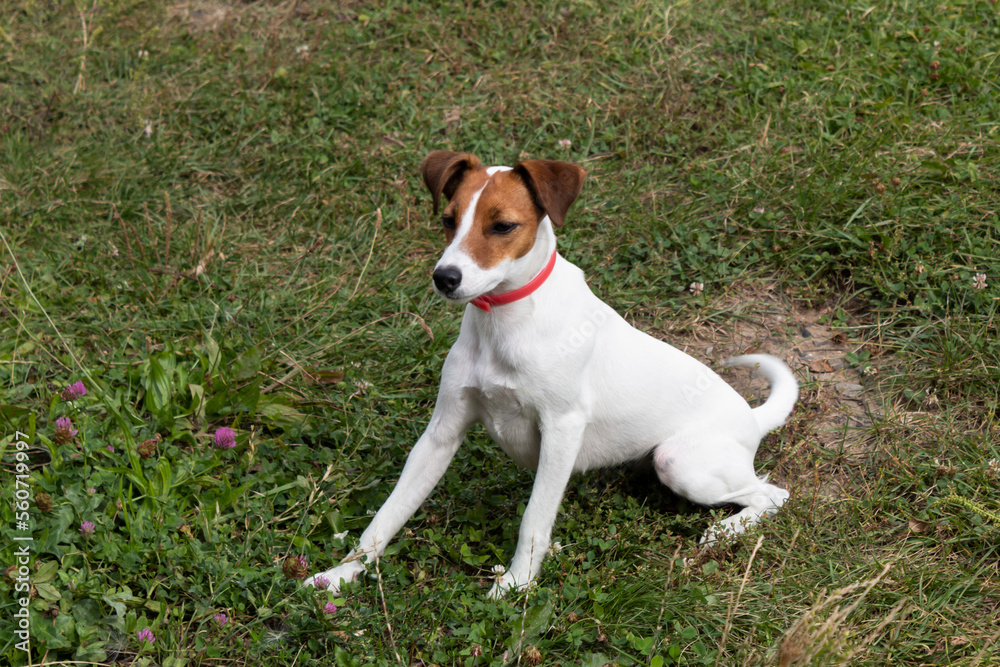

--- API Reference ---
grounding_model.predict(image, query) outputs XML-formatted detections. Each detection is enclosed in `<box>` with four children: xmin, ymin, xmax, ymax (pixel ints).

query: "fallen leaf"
<box><xmin>311</xmin><ymin>370</ymin><xmax>345</xmax><ymax>385</ymax></box>
<box><xmin>809</xmin><ymin>359</ymin><xmax>835</xmax><ymax>373</ymax></box>
<box><xmin>934</xmin><ymin>636</ymin><xmax>970</xmax><ymax>652</ymax></box>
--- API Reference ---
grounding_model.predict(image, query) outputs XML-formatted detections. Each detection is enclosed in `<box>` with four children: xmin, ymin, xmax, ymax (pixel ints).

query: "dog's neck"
<box><xmin>471</xmin><ymin>247</ymin><xmax>558</xmax><ymax>312</ymax></box>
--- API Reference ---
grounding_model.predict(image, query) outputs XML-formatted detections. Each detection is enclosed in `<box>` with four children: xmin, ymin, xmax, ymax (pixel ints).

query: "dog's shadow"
<box><xmin>425</xmin><ymin>437</ymin><xmax>723</xmax><ymax>559</ymax></box>
<box><xmin>566</xmin><ymin>458</ymin><xmax>709</xmax><ymax>539</ymax></box>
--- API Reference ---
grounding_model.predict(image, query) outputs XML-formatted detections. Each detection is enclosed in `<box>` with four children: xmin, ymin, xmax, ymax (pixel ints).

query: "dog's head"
<box><xmin>421</xmin><ymin>150</ymin><xmax>585</xmax><ymax>305</ymax></box>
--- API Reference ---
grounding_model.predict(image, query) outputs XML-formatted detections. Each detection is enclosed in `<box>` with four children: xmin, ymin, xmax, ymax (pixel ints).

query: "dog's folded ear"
<box><xmin>421</xmin><ymin>151</ymin><xmax>483</xmax><ymax>214</ymax></box>
<box><xmin>512</xmin><ymin>160</ymin><xmax>586</xmax><ymax>228</ymax></box>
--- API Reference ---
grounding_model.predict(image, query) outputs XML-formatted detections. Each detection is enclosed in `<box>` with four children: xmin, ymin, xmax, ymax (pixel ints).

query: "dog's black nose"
<box><xmin>433</xmin><ymin>266</ymin><xmax>462</xmax><ymax>294</ymax></box>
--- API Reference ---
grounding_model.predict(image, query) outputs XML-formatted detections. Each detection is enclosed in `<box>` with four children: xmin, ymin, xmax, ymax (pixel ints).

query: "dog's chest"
<box><xmin>462</xmin><ymin>342</ymin><xmax>543</xmax><ymax>469</ymax></box>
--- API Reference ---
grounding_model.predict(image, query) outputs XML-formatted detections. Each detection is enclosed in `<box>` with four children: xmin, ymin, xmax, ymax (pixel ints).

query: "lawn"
<box><xmin>1</xmin><ymin>0</ymin><xmax>998</xmax><ymax>664</ymax></box>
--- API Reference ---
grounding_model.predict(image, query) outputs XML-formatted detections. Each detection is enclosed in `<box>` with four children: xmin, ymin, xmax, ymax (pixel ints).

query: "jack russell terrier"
<box><xmin>305</xmin><ymin>150</ymin><xmax>798</xmax><ymax>598</ymax></box>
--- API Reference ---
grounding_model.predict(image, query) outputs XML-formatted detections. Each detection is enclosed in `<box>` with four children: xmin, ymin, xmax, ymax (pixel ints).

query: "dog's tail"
<box><xmin>724</xmin><ymin>354</ymin><xmax>799</xmax><ymax>434</ymax></box>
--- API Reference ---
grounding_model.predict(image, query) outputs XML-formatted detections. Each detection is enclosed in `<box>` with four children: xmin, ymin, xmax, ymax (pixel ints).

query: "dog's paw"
<box><xmin>699</xmin><ymin>490</ymin><xmax>789</xmax><ymax>548</ymax></box>
<box><xmin>768</xmin><ymin>485</ymin><xmax>791</xmax><ymax>506</ymax></box>
<box><xmin>699</xmin><ymin>508</ymin><xmax>761</xmax><ymax>547</ymax></box>
<box><xmin>487</xmin><ymin>578</ymin><xmax>512</xmax><ymax>600</ymax></box>
<box><xmin>487</xmin><ymin>566</ymin><xmax>531</xmax><ymax>600</ymax></box>
<box><xmin>303</xmin><ymin>560</ymin><xmax>365</xmax><ymax>594</ymax></box>
<box><xmin>487</xmin><ymin>566</ymin><xmax>513</xmax><ymax>600</ymax></box>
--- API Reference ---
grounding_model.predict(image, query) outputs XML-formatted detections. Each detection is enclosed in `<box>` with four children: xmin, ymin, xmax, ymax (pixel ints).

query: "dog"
<box><xmin>304</xmin><ymin>150</ymin><xmax>798</xmax><ymax>598</ymax></box>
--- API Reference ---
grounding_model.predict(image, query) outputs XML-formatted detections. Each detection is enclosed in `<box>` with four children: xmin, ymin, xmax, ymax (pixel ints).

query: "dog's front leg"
<box><xmin>305</xmin><ymin>399</ymin><xmax>472</xmax><ymax>594</ymax></box>
<box><xmin>488</xmin><ymin>413</ymin><xmax>586</xmax><ymax>599</ymax></box>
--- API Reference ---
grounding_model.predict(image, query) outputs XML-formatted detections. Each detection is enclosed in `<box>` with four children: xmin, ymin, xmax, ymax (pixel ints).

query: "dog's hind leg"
<box><xmin>652</xmin><ymin>435</ymin><xmax>788</xmax><ymax>546</ymax></box>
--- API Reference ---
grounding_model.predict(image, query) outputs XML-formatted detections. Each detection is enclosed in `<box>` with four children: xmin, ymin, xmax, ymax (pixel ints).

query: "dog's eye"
<box><xmin>491</xmin><ymin>221</ymin><xmax>518</xmax><ymax>235</ymax></box>
<box><xmin>441</xmin><ymin>215</ymin><xmax>456</xmax><ymax>230</ymax></box>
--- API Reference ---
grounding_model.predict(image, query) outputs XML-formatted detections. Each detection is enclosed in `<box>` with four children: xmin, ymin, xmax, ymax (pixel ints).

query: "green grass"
<box><xmin>2</xmin><ymin>0</ymin><xmax>999</xmax><ymax>664</ymax></box>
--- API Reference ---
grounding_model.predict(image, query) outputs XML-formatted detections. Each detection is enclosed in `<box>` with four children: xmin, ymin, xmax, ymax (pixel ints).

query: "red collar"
<box><xmin>470</xmin><ymin>250</ymin><xmax>557</xmax><ymax>313</ymax></box>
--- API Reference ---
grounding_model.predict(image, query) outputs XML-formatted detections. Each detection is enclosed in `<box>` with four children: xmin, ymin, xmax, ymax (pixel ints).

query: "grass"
<box><xmin>1</xmin><ymin>0</ymin><xmax>999</xmax><ymax>664</ymax></box>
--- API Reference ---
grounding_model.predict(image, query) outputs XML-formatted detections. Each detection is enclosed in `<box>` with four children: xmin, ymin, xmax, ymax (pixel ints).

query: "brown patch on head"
<box><xmin>438</xmin><ymin>169</ymin><xmax>488</xmax><ymax>245</ymax></box>
<box><xmin>421</xmin><ymin>151</ymin><xmax>484</xmax><ymax>214</ymax></box>
<box><xmin>421</xmin><ymin>151</ymin><xmax>488</xmax><ymax>245</ymax></box>
<box><xmin>459</xmin><ymin>169</ymin><xmax>543</xmax><ymax>269</ymax></box>
<box><xmin>420</xmin><ymin>151</ymin><xmax>587</xmax><ymax>270</ymax></box>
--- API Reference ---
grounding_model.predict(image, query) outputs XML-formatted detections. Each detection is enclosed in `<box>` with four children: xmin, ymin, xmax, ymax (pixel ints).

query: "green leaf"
<box><xmin>0</xmin><ymin>403</ymin><xmax>31</xmax><ymax>422</ymax></box>
<box><xmin>189</xmin><ymin>383</ymin><xmax>206</xmax><ymax>420</ymax></box>
<box><xmin>231</xmin><ymin>345</ymin><xmax>262</xmax><ymax>380</ymax></box>
<box><xmin>103</xmin><ymin>587</ymin><xmax>134</xmax><ymax>619</ymax></box>
<box><xmin>206</xmin><ymin>377</ymin><xmax>262</xmax><ymax>417</ymax></box>
<box><xmin>30</xmin><ymin>609</ymin><xmax>76</xmax><ymax>650</ymax></box>
<box><xmin>34</xmin><ymin>560</ymin><xmax>60</xmax><ymax>583</ymax></box>
<box><xmin>72</xmin><ymin>598</ymin><xmax>104</xmax><ymax>626</ymax></box>
<box><xmin>74</xmin><ymin>639</ymin><xmax>108</xmax><ymax>662</ymax></box>
<box><xmin>258</xmin><ymin>398</ymin><xmax>307</xmax><ymax>433</ymax></box>
<box><xmin>35</xmin><ymin>582</ymin><xmax>62</xmax><ymax>602</ymax></box>
<box><xmin>144</xmin><ymin>355</ymin><xmax>173</xmax><ymax>418</ymax></box>
<box><xmin>200</xmin><ymin>333</ymin><xmax>222</xmax><ymax>375</ymax></box>
<box><xmin>153</xmin><ymin>457</ymin><xmax>174</xmax><ymax>501</ymax></box>
<box><xmin>508</xmin><ymin>592</ymin><xmax>554</xmax><ymax>650</ymax></box>
<box><xmin>629</xmin><ymin>633</ymin><xmax>655</xmax><ymax>655</ymax></box>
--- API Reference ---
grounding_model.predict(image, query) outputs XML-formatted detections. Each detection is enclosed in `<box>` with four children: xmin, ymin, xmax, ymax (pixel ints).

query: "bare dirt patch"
<box><xmin>167</xmin><ymin>2</ymin><xmax>239</xmax><ymax>33</ymax></box>
<box><xmin>663</xmin><ymin>283</ymin><xmax>882</xmax><ymax>455</ymax></box>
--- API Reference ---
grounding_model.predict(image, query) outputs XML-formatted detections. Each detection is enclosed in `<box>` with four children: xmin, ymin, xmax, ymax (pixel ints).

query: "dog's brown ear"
<box><xmin>421</xmin><ymin>151</ymin><xmax>483</xmax><ymax>214</ymax></box>
<box><xmin>512</xmin><ymin>160</ymin><xmax>586</xmax><ymax>227</ymax></box>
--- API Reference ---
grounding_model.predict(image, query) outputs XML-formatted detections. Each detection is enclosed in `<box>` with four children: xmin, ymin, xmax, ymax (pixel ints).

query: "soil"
<box><xmin>659</xmin><ymin>283</ymin><xmax>881</xmax><ymax>455</ymax></box>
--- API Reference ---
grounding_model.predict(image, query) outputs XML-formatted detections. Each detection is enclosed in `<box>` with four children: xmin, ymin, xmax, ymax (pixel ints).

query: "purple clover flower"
<box><xmin>137</xmin><ymin>627</ymin><xmax>155</xmax><ymax>644</ymax></box>
<box><xmin>53</xmin><ymin>416</ymin><xmax>78</xmax><ymax>444</ymax></box>
<box><xmin>213</xmin><ymin>427</ymin><xmax>236</xmax><ymax>450</ymax></box>
<box><xmin>323</xmin><ymin>602</ymin><xmax>338</xmax><ymax>615</ymax></box>
<box><xmin>312</xmin><ymin>576</ymin><xmax>330</xmax><ymax>590</ymax></box>
<box><xmin>214</xmin><ymin>612</ymin><xmax>228</xmax><ymax>626</ymax></box>
<box><xmin>80</xmin><ymin>521</ymin><xmax>96</xmax><ymax>538</ymax></box>
<box><xmin>56</xmin><ymin>417</ymin><xmax>77</xmax><ymax>434</ymax></box>
<box><xmin>61</xmin><ymin>381</ymin><xmax>87</xmax><ymax>401</ymax></box>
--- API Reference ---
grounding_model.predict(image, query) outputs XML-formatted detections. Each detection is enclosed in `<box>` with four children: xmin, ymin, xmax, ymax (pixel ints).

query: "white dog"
<box><xmin>305</xmin><ymin>151</ymin><xmax>798</xmax><ymax>598</ymax></box>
